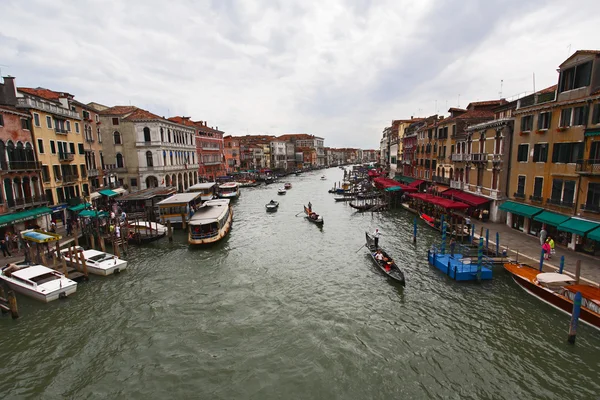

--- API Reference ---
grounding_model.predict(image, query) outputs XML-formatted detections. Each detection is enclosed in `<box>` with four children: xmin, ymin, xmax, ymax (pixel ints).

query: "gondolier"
<box><xmin>372</xmin><ymin>229</ymin><xmax>381</xmax><ymax>248</ymax></box>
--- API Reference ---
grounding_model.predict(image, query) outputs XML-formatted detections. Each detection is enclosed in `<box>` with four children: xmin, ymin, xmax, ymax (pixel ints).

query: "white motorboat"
<box><xmin>125</xmin><ymin>221</ymin><xmax>167</xmax><ymax>243</ymax></box>
<box><xmin>266</xmin><ymin>200</ymin><xmax>279</xmax><ymax>212</ymax></box>
<box><xmin>188</xmin><ymin>199</ymin><xmax>233</xmax><ymax>245</ymax></box>
<box><xmin>60</xmin><ymin>247</ymin><xmax>127</xmax><ymax>276</ymax></box>
<box><xmin>277</xmin><ymin>187</ymin><xmax>287</xmax><ymax>195</ymax></box>
<box><xmin>0</xmin><ymin>264</ymin><xmax>77</xmax><ymax>302</ymax></box>
<box><xmin>320</xmin><ymin>175</ymin><xmax>326</xmax><ymax>180</ymax></box>
<box><xmin>218</xmin><ymin>182</ymin><xmax>240</xmax><ymax>199</ymax></box>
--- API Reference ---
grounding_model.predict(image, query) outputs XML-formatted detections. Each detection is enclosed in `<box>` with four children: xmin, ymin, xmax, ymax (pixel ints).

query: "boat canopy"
<box><xmin>408</xmin><ymin>193</ymin><xmax>469</xmax><ymax>210</ymax></box>
<box><xmin>536</xmin><ymin>272</ymin><xmax>575</xmax><ymax>284</ymax></box>
<box><xmin>188</xmin><ymin>182</ymin><xmax>217</xmax><ymax>192</ymax></box>
<box><xmin>373</xmin><ymin>177</ymin><xmax>417</xmax><ymax>192</ymax></box>
<box><xmin>158</xmin><ymin>192</ymin><xmax>203</xmax><ymax>206</ymax></box>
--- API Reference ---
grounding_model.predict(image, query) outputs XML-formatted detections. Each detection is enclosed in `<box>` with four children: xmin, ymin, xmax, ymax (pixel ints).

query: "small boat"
<box><xmin>237</xmin><ymin>180</ymin><xmax>260</xmax><ymax>188</ymax></box>
<box><xmin>349</xmin><ymin>201</ymin><xmax>375</xmax><ymax>211</ymax></box>
<box><xmin>218</xmin><ymin>182</ymin><xmax>240</xmax><ymax>199</ymax></box>
<box><xmin>188</xmin><ymin>199</ymin><xmax>233</xmax><ymax>245</ymax></box>
<box><xmin>125</xmin><ymin>221</ymin><xmax>167</xmax><ymax>244</ymax></box>
<box><xmin>420</xmin><ymin>213</ymin><xmax>437</xmax><ymax>229</ymax></box>
<box><xmin>365</xmin><ymin>232</ymin><xmax>405</xmax><ymax>285</ymax></box>
<box><xmin>60</xmin><ymin>247</ymin><xmax>128</xmax><ymax>275</ymax></box>
<box><xmin>284</xmin><ymin>182</ymin><xmax>292</xmax><ymax>190</ymax></box>
<box><xmin>278</xmin><ymin>187</ymin><xmax>287</xmax><ymax>195</ymax></box>
<box><xmin>320</xmin><ymin>175</ymin><xmax>326</xmax><ymax>180</ymax></box>
<box><xmin>265</xmin><ymin>176</ymin><xmax>275</xmax><ymax>185</ymax></box>
<box><xmin>0</xmin><ymin>264</ymin><xmax>77</xmax><ymax>302</ymax></box>
<box><xmin>303</xmin><ymin>205</ymin><xmax>324</xmax><ymax>225</ymax></box>
<box><xmin>266</xmin><ymin>200</ymin><xmax>279</xmax><ymax>212</ymax></box>
<box><xmin>334</xmin><ymin>195</ymin><xmax>356</xmax><ymax>202</ymax></box>
<box><xmin>504</xmin><ymin>262</ymin><xmax>600</xmax><ymax>331</ymax></box>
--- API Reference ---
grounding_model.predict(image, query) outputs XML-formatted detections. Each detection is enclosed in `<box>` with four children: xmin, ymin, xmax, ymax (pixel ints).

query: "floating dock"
<box><xmin>427</xmin><ymin>251</ymin><xmax>493</xmax><ymax>281</ymax></box>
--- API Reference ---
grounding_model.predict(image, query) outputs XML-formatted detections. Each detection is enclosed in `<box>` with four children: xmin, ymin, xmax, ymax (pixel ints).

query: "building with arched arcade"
<box><xmin>96</xmin><ymin>106</ymin><xmax>199</xmax><ymax>193</ymax></box>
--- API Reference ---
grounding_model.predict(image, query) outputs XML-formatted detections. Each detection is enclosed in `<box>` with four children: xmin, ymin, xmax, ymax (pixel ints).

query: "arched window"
<box><xmin>160</xmin><ymin>127</ymin><xmax>164</xmax><ymax>142</ymax></box>
<box><xmin>143</xmin><ymin>127</ymin><xmax>151</xmax><ymax>142</ymax></box>
<box><xmin>25</xmin><ymin>142</ymin><xmax>35</xmax><ymax>161</ymax></box>
<box><xmin>6</xmin><ymin>141</ymin><xmax>15</xmax><ymax>162</ymax></box>
<box><xmin>146</xmin><ymin>151</ymin><xmax>153</xmax><ymax>167</ymax></box>
<box><xmin>116</xmin><ymin>153</ymin><xmax>124</xmax><ymax>168</ymax></box>
<box><xmin>114</xmin><ymin>131</ymin><xmax>122</xmax><ymax>144</ymax></box>
<box><xmin>168</xmin><ymin>129</ymin><xmax>171</xmax><ymax>142</ymax></box>
<box><xmin>0</xmin><ymin>141</ymin><xmax>5</xmax><ymax>165</ymax></box>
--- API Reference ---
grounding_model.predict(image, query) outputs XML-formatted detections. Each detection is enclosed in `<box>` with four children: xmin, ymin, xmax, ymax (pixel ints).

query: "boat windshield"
<box><xmin>88</xmin><ymin>254</ymin><xmax>114</xmax><ymax>263</ymax></box>
<box><xmin>30</xmin><ymin>272</ymin><xmax>59</xmax><ymax>284</ymax></box>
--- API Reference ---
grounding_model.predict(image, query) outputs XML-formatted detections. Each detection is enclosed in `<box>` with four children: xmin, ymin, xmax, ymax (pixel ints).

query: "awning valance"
<box><xmin>99</xmin><ymin>189</ymin><xmax>118</xmax><ymax>197</ymax></box>
<box><xmin>408</xmin><ymin>179</ymin><xmax>425</xmax><ymax>187</ymax></box>
<box><xmin>0</xmin><ymin>207</ymin><xmax>52</xmax><ymax>228</ymax></box>
<box><xmin>557</xmin><ymin>218</ymin><xmax>600</xmax><ymax>236</ymax></box>
<box><xmin>587</xmin><ymin>227</ymin><xmax>600</xmax><ymax>242</ymax></box>
<box><xmin>443</xmin><ymin>190</ymin><xmax>490</xmax><ymax>207</ymax></box>
<box><xmin>584</xmin><ymin>129</ymin><xmax>600</xmax><ymax>137</ymax></box>
<box><xmin>79</xmin><ymin>210</ymin><xmax>109</xmax><ymax>218</ymax></box>
<box><xmin>408</xmin><ymin>193</ymin><xmax>470</xmax><ymax>210</ymax></box>
<box><xmin>533</xmin><ymin>210</ymin><xmax>570</xmax><ymax>227</ymax></box>
<box><xmin>498</xmin><ymin>201</ymin><xmax>543</xmax><ymax>218</ymax></box>
<box><xmin>67</xmin><ymin>203</ymin><xmax>91</xmax><ymax>212</ymax></box>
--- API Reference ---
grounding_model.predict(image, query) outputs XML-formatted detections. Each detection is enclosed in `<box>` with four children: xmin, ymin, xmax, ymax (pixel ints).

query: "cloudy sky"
<box><xmin>1</xmin><ymin>0</ymin><xmax>599</xmax><ymax>148</ymax></box>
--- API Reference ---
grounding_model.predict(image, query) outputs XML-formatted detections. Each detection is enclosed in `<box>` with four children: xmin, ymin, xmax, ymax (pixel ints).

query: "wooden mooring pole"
<box><xmin>567</xmin><ymin>291</ymin><xmax>582</xmax><ymax>344</ymax></box>
<box><xmin>167</xmin><ymin>220</ymin><xmax>173</xmax><ymax>242</ymax></box>
<box><xmin>8</xmin><ymin>291</ymin><xmax>19</xmax><ymax>319</ymax></box>
<box><xmin>99</xmin><ymin>235</ymin><xmax>106</xmax><ymax>252</ymax></box>
<box><xmin>575</xmin><ymin>260</ymin><xmax>581</xmax><ymax>283</ymax></box>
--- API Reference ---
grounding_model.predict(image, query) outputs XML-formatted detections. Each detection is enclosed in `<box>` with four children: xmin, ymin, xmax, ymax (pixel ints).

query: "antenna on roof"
<box><xmin>567</xmin><ymin>44</ymin><xmax>571</xmax><ymax>56</ymax></box>
<box><xmin>499</xmin><ymin>79</ymin><xmax>503</xmax><ymax>98</ymax></box>
<box><xmin>457</xmin><ymin>94</ymin><xmax>460</xmax><ymax>108</ymax></box>
<box><xmin>533</xmin><ymin>73</ymin><xmax>536</xmax><ymax>93</ymax></box>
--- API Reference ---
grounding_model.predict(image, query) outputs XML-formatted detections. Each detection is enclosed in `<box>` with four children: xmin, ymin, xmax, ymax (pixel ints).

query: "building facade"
<box><xmin>223</xmin><ymin>135</ymin><xmax>240</xmax><ymax>174</ymax></box>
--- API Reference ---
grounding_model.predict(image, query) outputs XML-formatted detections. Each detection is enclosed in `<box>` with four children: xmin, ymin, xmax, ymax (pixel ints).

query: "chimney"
<box><xmin>0</xmin><ymin>76</ymin><xmax>18</xmax><ymax>106</ymax></box>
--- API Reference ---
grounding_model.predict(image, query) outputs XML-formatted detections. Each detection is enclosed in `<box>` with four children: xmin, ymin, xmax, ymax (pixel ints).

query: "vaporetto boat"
<box><xmin>218</xmin><ymin>182</ymin><xmax>240</xmax><ymax>199</ymax></box>
<box><xmin>0</xmin><ymin>264</ymin><xmax>77</xmax><ymax>302</ymax></box>
<box><xmin>188</xmin><ymin>199</ymin><xmax>233</xmax><ymax>245</ymax></box>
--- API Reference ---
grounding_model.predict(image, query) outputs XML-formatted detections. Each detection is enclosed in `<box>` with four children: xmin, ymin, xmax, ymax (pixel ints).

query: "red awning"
<box><xmin>373</xmin><ymin>177</ymin><xmax>418</xmax><ymax>192</ymax></box>
<box><xmin>408</xmin><ymin>179</ymin><xmax>425</xmax><ymax>187</ymax></box>
<box><xmin>442</xmin><ymin>189</ymin><xmax>490</xmax><ymax>207</ymax></box>
<box><xmin>408</xmin><ymin>193</ymin><xmax>470</xmax><ymax>210</ymax></box>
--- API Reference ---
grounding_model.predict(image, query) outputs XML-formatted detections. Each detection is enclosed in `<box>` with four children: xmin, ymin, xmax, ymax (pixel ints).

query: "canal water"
<box><xmin>1</xmin><ymin>168</ymin><xmax>599</xmax><ymax>399</ymax></box>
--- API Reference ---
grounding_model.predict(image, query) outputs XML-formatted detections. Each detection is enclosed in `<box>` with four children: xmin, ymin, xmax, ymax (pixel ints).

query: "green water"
<box><xmin>1</xmin><ymin>169</ymin><xmax>599</xmax><ymax>399</ymax></box>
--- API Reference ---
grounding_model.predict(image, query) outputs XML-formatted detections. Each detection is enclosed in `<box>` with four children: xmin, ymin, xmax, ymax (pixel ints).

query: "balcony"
<box><xmin>58</xmin><ymin>152</ymin><xmax>75</xmax><ymax>162</ymax></box>
<box><xmin>432</xmin><ymin>175</ymin><xmax>450</xmax><ymax>185</ymax></box>
<box><xmin>16</xmin><ymin>97</ymin><xmax>81</xmax><ymax>120</ymax></box>
<box><xmin>87</xmin><ymin>168</ymin><xmax>100</xmax><ymax>177</ymax></box>
<box><xmin>451</xmin><ymin>153</ymin><xmax>464</xmax><ymax>162</ymax></box>
<box><xmin>138</xmin><ymin>163</ymin><xmax>200</xmax><ymax>173</ymax></box>
<box><xmin>450</xmin><ymin>180</ymin><xmax>464</xmax><ymax>190</ymax></box>
<box><xmin>581</xmin><ymin>203</ymin><xmax>600</xmax><ymax>213</ymax></box>
<box><xmin>471</xmin><ymin>153</ymin><xmax>488</xmax><ymax>163</ymax></box>
<box><xmin>55</xmin><ymin>128</ymin><xmax>68</xmax><ymax>135</ymax></box>
<box><xmin>546</xmin><ymin>198</ymin><xmax>575</xmax><ymax>209</ymax></box>
<box><xmin>0</xmin><ymin>161</ymin><xmax>42</xmax><ymax>171</ymax></box>
<box><xmin>6</xmin><ymin>194</ymin><xmax>48</xmax><ymax>209</ymax></box>
<box><xmin>514</xmin><ymin>192</ymin><xmax>525</xmax><ymax>199</ymax></box>
<box><xmin>62</xmin><ymin>174</ymin><xmax>79</xmax><ymax>183</ymax></box>
<box><xmin>576</xmin><ymin>159</ymin><xmax>600</xmax><ymax>175</ymax></box>
<box><xmin>529</xmin><ymin>195</ymin><xmax>543</xmax><ymax>203</ymax></box>
<box><xmin>85</xmin><ymin>137</ymin><xmax>95</xmax><ymax>143</ymax></box>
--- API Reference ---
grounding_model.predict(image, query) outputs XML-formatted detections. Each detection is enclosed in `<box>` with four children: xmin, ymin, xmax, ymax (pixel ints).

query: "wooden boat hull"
<box><xmin>303</xmin><ymin>205</ymin><xmax>324</xmax><ymax>225</ymax></box>
<box><xmin>504</xmin><ymin>263</ymin><xmax>600</xmax><ymax>331</ymax></box>
<box><xmin>349</xmin><ymin>202</ymin><xmax>374</xmax><ymax>211</ymax></box>
<box><xmin>365</xmin><ymin>233</ymin><xmax>405</xmax><ymax>285</ymax></box>
<box><xmin>128</xmin><ymin>232</ymin><xmax>166</xmax><ymax>244</ymax></box>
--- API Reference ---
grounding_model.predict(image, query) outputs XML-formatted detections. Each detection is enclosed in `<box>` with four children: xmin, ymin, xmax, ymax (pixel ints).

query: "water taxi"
<box><xmin>60</xmin><ymin>247</ymin><xmax>128</xmax><ymax>275</ymax></box>
<box><xmin>188</xmin><ymin>199</ymin><xmax>233</xmax><ymax>245</ymax></box>
<box><xmin>0</xmin><ymin>264</ymin><xmax>77</xmax><ymax>302</ymax></box>
<box><xmin>284</xmin><ymin>182</ymin><xmax>292</xmax><ymax>189</ymax></box>
<box><xmin>218</xmin><ymin>182</ymin><xmax>240</xmax><ymax>199</ymax></box>
<box><xmin>277</xmin><ymin>187</ymin><xmax>287</xmax><ymax>195</ymax></box>
<box><xmin>157</xmin><ymin>192</ymin><xmax>203</xmax><ymax>227</ymax></box>
<box><xmin>187</xmin><ymin>182</ymin><xmax>217</xmax><ymax>201</ymax></box>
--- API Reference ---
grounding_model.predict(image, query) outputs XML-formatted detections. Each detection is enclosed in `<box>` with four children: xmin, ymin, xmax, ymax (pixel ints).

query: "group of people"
<box><xmin>539</xmin><ymin>227</ymin><xmax>556</xmax><ymax>260</ymax></box>
<box><xmin>1</xmin><ymin>232</ymin><xmax>24</xmax><ymax>257</ymax></box>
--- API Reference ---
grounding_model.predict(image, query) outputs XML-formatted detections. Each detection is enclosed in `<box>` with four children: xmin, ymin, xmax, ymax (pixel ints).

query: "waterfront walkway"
<box><xmin>467</xmin><ymin>218</ymin><xmax>600</xmax><ymax>286</ymax></box>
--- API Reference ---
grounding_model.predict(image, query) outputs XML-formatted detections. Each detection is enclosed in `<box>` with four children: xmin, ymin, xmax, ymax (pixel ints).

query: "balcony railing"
<box><xmin>0</xmin><ymin>161</ymin><xmax>42</xmax><ymax>171</ymax></box>
<box><xmin>529</xmin><ymin>195</ymin><xmax>543</xmax><ymax>202</ymax></box>
<box><xmin>16</xmin><ymin>97</ymin><xmax>81</xmax><ymax>120</ymax></box>
<box><xmin>581</xmin><ymin>203</ymin><xmax>600</xmax><ymax>213</ymax></box>
<box><xmin>6</xmin><ymin>195</ymin><xmax>48</xmax><ymax>208</ymax></box>
<box><xmin>62</xmin><ymin>174</ymin><xmax>79</xmax><ymax>183</ymax></box>
<box><xmin>87</xmin><ymin>168</ymin><xmax>100</xmax><ymax>177</ymax></box>
<box><xmin>85</xmin><ymin>137</ymin><xmax>95</xmax><ymax>143</ymax></box>
<box><xmin>55</xmin><ymin>128</ymin><xmax>68</xmax><ymax>135</ymax></box>
<box><xmin>432</xmin><ymin>175</ymin><xmax>450</xmax><ymax>185</ymax></box>
<box><xmin>576</xmin><ymin>159</ymin><xmax>600</xmax><ymax>175</ymax></box>
<box><xmin>546</xmin><ymin>198</ymin><xmax>575</xmax><ymax>208</ymax></box>
<box><xmin>471</xmin><ymin>153</ymin><xmax>488</xmax><ymax>163</ymax></box>
<box><xmin>451</xmin><ymin>153</ymin><xmax>464</xmax><ymax>162</ymax></box>
<box><xmin>58</xmin><ymin>152</ymin><xmax>74</xmax><ymax>162</ymax></box>
<box><xmin>492</xmin><ymin>154</ymin><xmax>502</xmax><ymax>163</ymax></box>
<box><xmin>450</xmin><ymin>180</ymin><xmax>464</xmax><ymax>190</ymax></box>
<box><xmin>514</xmin><ymin>192</ymin><xmax>525</xmax><ymax>199</ymax></box>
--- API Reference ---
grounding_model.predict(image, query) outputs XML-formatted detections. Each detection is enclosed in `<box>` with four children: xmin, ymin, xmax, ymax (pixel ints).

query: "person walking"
<box><xmin>539</xmin><ymin>226</ymin><xmax>548</xmax><ymax>246</ymax></box>
<box><xmin>1</xmin><ymin>239</ymin><xmax>11</xmax><ymax>257</ymax></box>
<box><xmin>547</xmin><ymin>237</ymin><xmax>555</xmax><ymax>258</ymax></box>
<box><xmin>372</xmin><ymin>228</ymin><xmax>381</xmax><ymax>249</ymax></box>
<box><xmin>542</xmin><ymin>241</ymin><xmax>551</xmax><ymax>260</ymax></box>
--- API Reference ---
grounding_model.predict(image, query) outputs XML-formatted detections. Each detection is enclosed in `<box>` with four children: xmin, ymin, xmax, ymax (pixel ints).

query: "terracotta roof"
<box><xmin>168</xmin><ymin>116</ymin><xmax>196</xmax><ymax>127</ymax></box>
<box><xmin>276</xmin><ymin>134</ymin><xmax>317</xmax><ymax>141</ymax></box>
<box><xmin>538</xmin><ymin>84</ymin><xmax>558</xmax><ymax>94</ymax></box>
<box><xmin>448</xmin><ymin>107</ymin><xmax>466</xmax><ymax>113</ymax></box>
<box><xmin>18</xmin><ymin>87</ymin><xmax>69</xmax><ymax>102</ymax></box>
<box><xmin>467</xmin><ymin>99</ymin><xmax>507</xmax><ymax>109</ymax></box>
<box><xmin>572</xmin><ymin>50</ymin><xmax>600</xmax><ymax>56</ymax></box>
<box><xmin>99</xmin><ymin>105</ymin><xmax>138</xmax><ymax>115</ymax></box>
<box><xmin>123</xmin><ymin>108</ymin><xmax>164</xmax><ymax>121</ymax></box>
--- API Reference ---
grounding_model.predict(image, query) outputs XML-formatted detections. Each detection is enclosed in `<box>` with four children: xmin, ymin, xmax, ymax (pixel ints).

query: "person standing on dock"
<box><xmin>539</xmin><ymin>226</ymin><xmax>547</xmax><ymax>246</ymax></box>
<box><xmin>1</xmin><ymin>239</ymin><xmax>11</xmax><ymax>257</ymax></box>
<box><xmin>372</xmin><ymin>228</ymin><xmax>381</xmax><ymax>249</ymax></box>
<box><xmin>450</xmin><ymin>237</ymin><xmax>456</xmax><ymax>257</ymax></box>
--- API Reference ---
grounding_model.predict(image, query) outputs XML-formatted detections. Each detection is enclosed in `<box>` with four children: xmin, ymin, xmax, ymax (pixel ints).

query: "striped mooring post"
<box><xmin>539</xmin><ymin>249</ymin><xmax>545</xmax><ymax>271</ymax></box>
<box><xmin>413</xmin><ymin>217</ymin><xmax>417</xmax><ymax>244</ymax></box>
<box><xmin>559</xmin><ymin>256</ymin><xmax>565</xmax><ymax>273</ymax></box>
<box><xmin>568</xmin><ymin>291</ymin><xmax>582</xmax><ymax>344</ymax></box>
<box><xmin>486</xmin><ymin>228</ymin><xmax>489</xmax><ymax>251</ymax></box>
<box><xmin>471</xmin><ymin>223</ymin><xmax>475</xmax><ymax>243</ymax></box>
<box><xmin>440</xmin><ymin>222</ymin><xmax>447</xmax><ymax>255</ymax></box>
<box><xmin>496</xmin><ymin>232</ymin><xmax>500</xmax><ymax>256</ymax></box>
<box><xmin>440</xmin><ymin>215</ymin><xmax>445</xmax><ymax>237</ymax></box>
<box><xmin>477</xmin><ymin>237</ymin><xmax>483</xmax><ymax>281</ymax></box>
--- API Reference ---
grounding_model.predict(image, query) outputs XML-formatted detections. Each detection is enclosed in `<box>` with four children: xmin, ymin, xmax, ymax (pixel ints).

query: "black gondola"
<box><xmin>303</xmin><ymin>205</ymin><xmax>324</xmax><ymax>225</ymax></box>
<box><xmin>365</xmin><ymin>232</ymin><xmax>405</xmax><ymax>285</ymax></box>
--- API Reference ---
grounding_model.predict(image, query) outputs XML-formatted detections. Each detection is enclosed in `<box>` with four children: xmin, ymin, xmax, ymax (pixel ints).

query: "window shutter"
<box><xmin>547</xmin><ymin>112</ymin><xmax>552</xmax><ymax>129</ymax></box>
<box><xmin>533</xmin><ymin>144</ymin><xmax>539</xmax><ymax>161</ymax></box>
<box><xmin>593</xmin><ymin>104</ymin><xmax>600</xmax><ymax>124</ymax></box>
<box><xmin>552</xmin><ymin>143</ymin><xmax>559</xmax><ymax>163</ymax></box>
<box><xmin>537</xmin><ymin>114</ymin><xmax>542</xmax><ymax>130</ymax></box>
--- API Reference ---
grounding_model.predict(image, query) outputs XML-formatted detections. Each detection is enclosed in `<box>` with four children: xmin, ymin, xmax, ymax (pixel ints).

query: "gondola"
<box><xmin>349</xmin><ymin>201</ymin><xmax>376</xmax><ymax>211</ymax></box>
<box><xmin>365</xmin><ymin>232</ymin><xmax>405</xmax><ymax>285</ymax></box>
<box><xmin>303</xmin><ymin>205</ymin><xmax>324</xmax><ymax>225</ymax></box>
<box><xmin>266</xmin><ymin>200</ymin><xmax>279</xmax><ymax>212</ymax></box>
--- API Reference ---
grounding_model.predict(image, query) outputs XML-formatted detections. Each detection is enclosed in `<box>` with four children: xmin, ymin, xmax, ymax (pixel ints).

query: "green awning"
<box><xmin>67</xmin><ymin>203</ymin><xmax>91</xmax><ymax>212</ymax></box>
<box><xmin>78</xmin><ymin>210</ymin><xmax>109</xmax><ymax>218</ymax></box>
<box><xmin>557</xmin><ymin>218</ymin><xmax>600</xmax><ymax>236</ymax></box>
<box><xmin>587</xmin><ymin>227</ymin><xmax>600</xmax><ymax>242</ymax></box>
<box><xmin>499</xmin><ymin>201</ymin><xmax>543</xmax><ymax>218</ymax></box>
<box><xmin>0</xmin><ymin>206</ymin><xmax>52</xmax><ymax>228</ymax></box>
<box><xmin>584</xmin><ymin>129</ymin><xmax>600</xmax><ymax>137</ymax></box>
<box><xmin>533</xmin><ymin>210</ymin><xmax>571</xmax><ymax>227</ymax></box>
<box><xmin>385</xmin><ymin>186</ymin><xmax>403</xmax><ymax>192</ymax></box>
<box><xmin>395</xmin><ymin>175</ymin><xmax>415</xmax><ymax>184</ymax></box>
<box><xmin>99</xmin><ymin>189</ymin><xmax>118</xmax><ymax>197</ymax></box>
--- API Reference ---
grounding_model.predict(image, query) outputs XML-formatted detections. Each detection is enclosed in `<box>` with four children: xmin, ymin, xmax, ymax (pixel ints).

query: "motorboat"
<box><xmin>504</xmin><ymin>262</ymin><xmax>600</xmax><ymax>331</ymax></box>
<box><xmin>284</xmin><ymin>182</ymin><xmax>292</xmax><ymax>189</ymax></box>
<box><xmin>278</xmin><ymin>187</ymin><xmax>287</xmax><ymax>195</ymax></box>
<box><xmin>266</xmin><ymin>200</ymin><xmax>279</xmax><ymax>212</ymax></box>
<box><xmin>218</xmin><ymin>182</ymin><xmax>240</xmax><ymax>199</ymax></box>
<box><xmin>125</xmin><ymin>221</ymin><xmax>167</xmax><ymax>244</ymax></box>
<box><xmin>60</xmin><ymin>247</ymin><xmax>128</xmax><ymax>276</ymax></box>
<box><xmin>188</xmin><ymin>199</ymin><xmax>233</xmax><ymax>245</ymax></box>
<box><xmin>0</xmin><ymin>264</ymin><xmax>77</xmax><ymax>302</ymax></box>
<box><xmin>365</xmin><ymin>232</ymin><xmax>405</xmax><ymax>285</ymax></box>
<box><xmin>320</xmin><ymin>175</ymin><xmax>326</xmax><ymax>180</ymax></box>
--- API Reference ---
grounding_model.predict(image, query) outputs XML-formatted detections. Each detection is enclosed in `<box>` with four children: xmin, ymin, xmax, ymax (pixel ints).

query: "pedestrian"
<box><xmin>539</xmin><ymin>226</ymin><xmax>547</xmax><ymax>246</ymax></box>
<box><xmin>547</xmin><ymin>237</ymin><xmax>555</xmax><ymax>258</ymax></box>
<box><xmin>1</xmin><ymin>239</ymin><xmax>11</xmax><ymax>257</ymax></box>
<box><xmin>450</xmin><ymin>237</ymin><xmax>456</xmax><ymax>257</ymax></box>
<box><xmin>372</xmin><ymin>228</ymin><xmax>381</xmax><ymax>248</ymax></box>
<box><xmin>115</xmin><ymin>225</ymin><xmax>121</xmax><ymax>239</ymax></box>
<box><xmin>66</xmin><ymin>220</ymin><xmax>73</xmax><ymax>236</ymax></box>
<box><xmin>542</xmin><ymin>241</ymin><xmax>551</xmax><ymax>260</ymax></box>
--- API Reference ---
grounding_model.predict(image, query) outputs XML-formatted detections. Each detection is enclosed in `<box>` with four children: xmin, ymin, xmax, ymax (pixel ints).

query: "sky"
<box><xmin>1</xmin><ymin>0</ymin><xmax>599</xmax><ymax>149</ymax></box>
